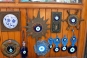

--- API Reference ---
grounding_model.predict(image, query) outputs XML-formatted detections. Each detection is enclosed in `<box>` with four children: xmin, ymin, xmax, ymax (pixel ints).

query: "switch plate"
<box><xmin>51</xmin><ymin>12</ymin><xmax>62</xmax><ymax>33</ymax></box>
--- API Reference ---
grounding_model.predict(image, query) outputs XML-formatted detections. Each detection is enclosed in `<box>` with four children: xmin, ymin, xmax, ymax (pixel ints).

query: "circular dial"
<box><xmin>3</xmin><ymin>14</ymin><xmax>18</xmax><ymax>29</ymax></box>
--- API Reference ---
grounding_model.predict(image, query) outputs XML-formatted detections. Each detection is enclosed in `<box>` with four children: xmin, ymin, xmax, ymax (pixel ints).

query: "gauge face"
<box><xmin>3</xmin><ymin>14</ymin><xmax>18</xmax><ymax>29</ymax></box>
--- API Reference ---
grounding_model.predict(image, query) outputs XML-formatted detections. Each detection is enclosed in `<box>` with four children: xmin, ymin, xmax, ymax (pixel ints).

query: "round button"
<box><xmin>3</xmin><ymin>14</ymin><xmax>18</xmax><ymax>29</ymax></box>
<box><xmin>39</xmin><ymin>46</ymin><xmax>45</xmax><ymax>52</ymax></box>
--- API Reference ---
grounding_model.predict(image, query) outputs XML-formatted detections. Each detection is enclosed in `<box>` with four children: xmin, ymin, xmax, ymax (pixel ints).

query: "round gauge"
<box><xmin>3</xmin><ymin>14</ymin><xmax>18</xmax><ymax>29</ymax></box>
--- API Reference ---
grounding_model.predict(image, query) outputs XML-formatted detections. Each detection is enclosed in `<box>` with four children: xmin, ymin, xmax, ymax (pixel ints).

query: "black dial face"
<box><xmin>7</xmin><ymin>45</ymin><xmax>15</xmax><ymax>54</ymax></box>
<box><xmin>33</xmin><ymin>24</ymin><xmax>42</xmax><ymax>32</ymax></box>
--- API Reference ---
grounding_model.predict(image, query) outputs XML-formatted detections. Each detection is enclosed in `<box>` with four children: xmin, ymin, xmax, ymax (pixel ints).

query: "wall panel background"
<box><xmin>0</xmin><ymin>2</ymin><xmax>86</xmax><ymax>57</ymax></box>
